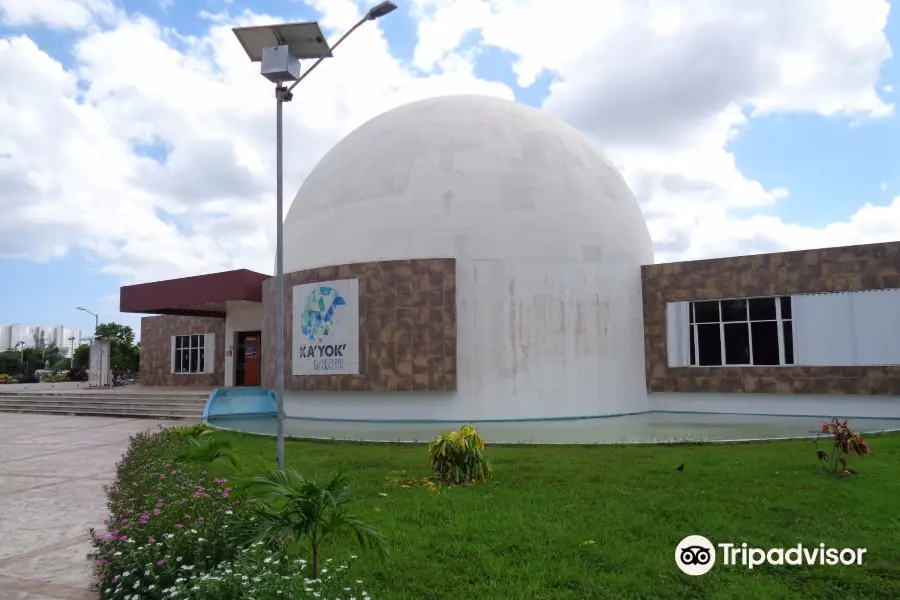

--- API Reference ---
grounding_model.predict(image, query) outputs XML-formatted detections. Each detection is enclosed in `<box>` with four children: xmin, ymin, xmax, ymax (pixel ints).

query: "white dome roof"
<box><xmin>283</xmin><ymin>94</ymin><xmax>652</xmax><ymax>272</ymax></box>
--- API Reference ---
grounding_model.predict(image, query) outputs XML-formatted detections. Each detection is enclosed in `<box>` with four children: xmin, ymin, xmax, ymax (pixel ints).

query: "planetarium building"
<box><xmin>120</xmin><ymin>94</ymin><xmax>900</xmax><ymax>441</ymax></box>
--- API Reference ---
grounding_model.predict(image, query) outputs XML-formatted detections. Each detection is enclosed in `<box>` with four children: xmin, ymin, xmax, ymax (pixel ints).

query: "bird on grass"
<box><xmin>816</xmin><ymin>449</ymin><xmax>829</xmax><ymax>462</ymax></box>
<box><xmin>675</xmin><ymin>463</ymin><xmax>685</xmax><ymax>472</ymax></box>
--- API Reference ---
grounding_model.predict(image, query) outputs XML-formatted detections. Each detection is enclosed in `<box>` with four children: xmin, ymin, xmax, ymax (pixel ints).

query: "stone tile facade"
<box><xmin>642</xmin><ymin>241</ymin><xmax>900</xmax><ymax>395</ymax></box>
<box><xmin>261</xmin><ymin>259</ymin><xmax>457</xmax><ymax>392</ymax></box>
<box><xmin>140</xmin><ymin>315</ymin><xmax>225</xmax><ymax>387</ymax></box>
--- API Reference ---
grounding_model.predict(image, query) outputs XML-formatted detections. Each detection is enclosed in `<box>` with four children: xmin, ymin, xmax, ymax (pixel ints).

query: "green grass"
<box><xmin>206</xmin><ymin>430</ymin><xmax>900</xmax><ymax>600</ymax></box>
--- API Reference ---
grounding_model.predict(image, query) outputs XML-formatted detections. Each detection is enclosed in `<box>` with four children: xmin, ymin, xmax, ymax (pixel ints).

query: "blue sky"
<box><xmin>0</xmin><ymin>0</ymin><xmax>897</xmax><ymax>338</ymax></box>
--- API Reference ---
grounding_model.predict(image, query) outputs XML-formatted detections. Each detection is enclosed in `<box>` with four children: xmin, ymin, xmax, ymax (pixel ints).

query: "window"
<box><xmin>688</xmin><ymin>296</ymin><xmax>794</xmax><ymax>366</ymax></box>
<box><xmin>173</xmin><ymin>334</ymin><xmax>206</xmax><ymax>374</ymax></box>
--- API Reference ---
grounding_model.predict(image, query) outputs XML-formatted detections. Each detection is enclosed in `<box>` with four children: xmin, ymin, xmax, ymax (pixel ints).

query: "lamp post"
<box><xmin>68</xmin><ymin>336</ymin><xmax>76</xmax><ymax>368</ymax></box>
<box><xmin>76</xmin><ymin>306</ymin><xmax>99</xmax><ymax>336</ymax></box>
<box><xmin>232</xmin><ymin>1</ymin><xmax>398</xmax><ymax>471</ymax></box>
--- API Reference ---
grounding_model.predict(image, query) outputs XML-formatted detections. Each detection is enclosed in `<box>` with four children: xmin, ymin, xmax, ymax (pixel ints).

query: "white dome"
<box><xmin>282</xmin><ymin>94</ymin><xmax>654</xmax><ymax>422</ymax></box>
<box><xmin>283</xmin><ymin>94</ymin><xmax>651</xmax><ymax>271</ymax></box>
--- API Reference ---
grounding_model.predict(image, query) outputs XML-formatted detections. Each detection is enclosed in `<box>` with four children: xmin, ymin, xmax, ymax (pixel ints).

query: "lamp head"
<box><xmin>367</xmin><ymin>1</ymin><xmax>398</xmax><ymax>20</ymax></box>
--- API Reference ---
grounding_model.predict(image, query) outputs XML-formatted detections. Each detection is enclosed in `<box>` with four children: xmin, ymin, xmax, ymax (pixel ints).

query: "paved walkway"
<box><xmin>0</xmin><ymin>414</ymin><xmax>193</xmax><ymax>600</ymax></box>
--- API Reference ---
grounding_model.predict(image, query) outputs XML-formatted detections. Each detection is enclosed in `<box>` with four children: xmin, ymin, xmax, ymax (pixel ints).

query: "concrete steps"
<box><xmin>0</xmin><ymin>391</ymin><xmax>208</xmax><ymax>420</ymax></box>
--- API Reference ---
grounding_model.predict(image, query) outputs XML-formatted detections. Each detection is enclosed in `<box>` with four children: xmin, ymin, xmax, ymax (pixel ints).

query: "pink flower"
<box><xmin>148</xmin><ymin>538</ymin><xmax>155</xmax><ymax>543</ymax></box>
<box><xmin>175</xmin><ymin>524</ymin><xmax>184</xmax><ymax>528</ymax></box>
<box><xmin>153</xmin><ymin>509</ymin><xmax>161</xmax><ymax>516</ymax></box>
<box><xmin>157</xmin><ymin>559</ymin><xmax>165</xmax><ymax>565</ymax></box>
<box><xmin>131</xmin><ymin>482</ymin><xmax>137</xmax><ymax>487</ymax></box>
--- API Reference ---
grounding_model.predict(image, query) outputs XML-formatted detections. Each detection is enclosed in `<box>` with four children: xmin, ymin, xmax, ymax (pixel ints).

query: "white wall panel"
<box><xmin>792</xmin><ymin>292</ymin><xmax>855</xmax><ymax>366</ymax></box>
<box><xmin>665</xmin><ymin>301</ymin><xmax>690</xmax><ymax>367</ymax></box>
<box><xmin>851</xmin><ymin>289</ymin><xmax>900</xmax><ymax>365</ymax></box>
<box><xmin>793</xmin><ymin>289</ymin><xmax>900</xmax><ymax>366</ymax></box>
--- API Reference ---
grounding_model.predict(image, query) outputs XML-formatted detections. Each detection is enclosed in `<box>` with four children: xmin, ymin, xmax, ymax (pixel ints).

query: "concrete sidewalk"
<box><xmin>0</xmin><ymin>414</ymin><xmax>194</xmax><ymax>599</ymax></box>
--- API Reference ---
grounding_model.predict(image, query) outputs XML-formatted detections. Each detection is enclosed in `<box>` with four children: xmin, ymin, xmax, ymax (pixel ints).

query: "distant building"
<box><xmin>0</xmin><ymin>324</ymin><xmax>83</xmax><ymax>356</ymax></box>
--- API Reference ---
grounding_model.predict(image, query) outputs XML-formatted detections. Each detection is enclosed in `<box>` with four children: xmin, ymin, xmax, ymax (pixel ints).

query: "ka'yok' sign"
<box><xmin>292</xmin><ymin>278</ymin><xmax>360</xmax><ymax>376</ymax></box>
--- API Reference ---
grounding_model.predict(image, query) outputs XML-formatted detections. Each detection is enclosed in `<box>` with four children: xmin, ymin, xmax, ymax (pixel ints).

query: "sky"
<box><xmin>1</xmin><ymin>0</ymin><xmax>899</xmax><ymax>340</ymax></box>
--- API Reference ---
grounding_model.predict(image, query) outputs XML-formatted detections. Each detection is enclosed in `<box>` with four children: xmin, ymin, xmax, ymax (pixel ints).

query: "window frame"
<box><xmin>172</xmin><ymin>333</ymin><xmax>206</xmax><ymax>374</ymax></box>
<box><xmin>688</xmin><ymin>296</ymin><xmax>794</xmax><ymax>367</ymax></box>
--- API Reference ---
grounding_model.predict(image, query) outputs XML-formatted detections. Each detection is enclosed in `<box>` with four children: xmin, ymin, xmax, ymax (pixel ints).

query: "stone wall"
<box><xmin>261</xmin><ymin>259</ymin><xmax>457</xmax><ymax>392</ymax></box>
<box><xmin>642</xmin><ymin>241</ymin><xmax>900</xmax><ymax>395</ymax></box>
<box><xmin>140</xmin><ymin>315</ymin><xmax>225</xmax><ymax>387</ymax></box>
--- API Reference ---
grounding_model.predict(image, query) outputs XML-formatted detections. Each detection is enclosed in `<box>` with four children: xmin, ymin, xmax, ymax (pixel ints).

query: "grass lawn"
<box><xmin>205</xmin><ymin>430</ymin><xmax>900</xmax><ymax>600</ymax></box>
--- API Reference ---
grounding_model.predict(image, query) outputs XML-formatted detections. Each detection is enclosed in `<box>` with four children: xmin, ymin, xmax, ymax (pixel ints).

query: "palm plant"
<box><xmin>177</xmin><ymin>436</ymin><xmax>239</xmax><ymax>469</ymax></box>
<box><xmin>236</xmin><ymin>469</ymin><xmax>387</xmax><ymax>577</ymax></box>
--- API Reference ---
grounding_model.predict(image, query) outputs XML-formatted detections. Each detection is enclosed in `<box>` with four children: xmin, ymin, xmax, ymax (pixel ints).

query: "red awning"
<box><xmin>119</xmin><ymin>269</ymin><xmax>270</xmax><ymax>317</ymax></box>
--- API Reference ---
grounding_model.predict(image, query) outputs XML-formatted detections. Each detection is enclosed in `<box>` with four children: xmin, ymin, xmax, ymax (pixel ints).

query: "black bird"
<box><xmin>675</xmin><ymin>463</ymin><xmax>685</xmax><ymax>472</ymax></box>
<box><xmin>816</xmin><ymin>449</ymin><xmax>829</xmax><ymax>462</ymax></box>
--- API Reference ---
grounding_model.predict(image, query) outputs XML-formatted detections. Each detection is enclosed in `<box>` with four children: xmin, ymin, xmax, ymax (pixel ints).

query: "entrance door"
<box><xmin>236</xmin><ymin>331</ymin><xmax>262</xmax><ymax>387</ymax></box>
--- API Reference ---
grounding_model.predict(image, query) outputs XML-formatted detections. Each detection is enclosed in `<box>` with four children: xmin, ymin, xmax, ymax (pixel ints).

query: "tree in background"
<box><xmin>94</xmin><ymin>323</ymin><xmax>140</xmax><ymax>373</ymax></box>
<box><xmin>96</xmin><ymin>323</ymin><xmax>136</xmax><ymax>347</ymax></box>
<box><xmin>0</xmin><ymin>351</ymin><xmax>21</xmax><ymax>376</ymax></box>
<box><xmin>72</xmin><ymin>344</ymin><xmax>91</xmax><ymax>370</ymax></box>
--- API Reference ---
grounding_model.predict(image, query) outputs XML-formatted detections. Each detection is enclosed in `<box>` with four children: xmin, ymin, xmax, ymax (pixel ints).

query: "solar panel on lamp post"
<box><xmin>232</xmin><ymin>1</ymin><xmax>399</xmax><ymax>472</ymax></box>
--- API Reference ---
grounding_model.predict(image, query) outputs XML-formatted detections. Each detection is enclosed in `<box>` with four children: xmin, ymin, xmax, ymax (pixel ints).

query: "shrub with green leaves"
<box><xmin>427</xmin><ymin>424</ymin><xmax>492</xmax><ymax>484</ymax></box>
<box><xmin>177</xmin><ymin>436</ymin><xmax>239</xmax><ymax>470</ymax></box>
<box><xmin>236</xmin><ymin>469</ymin><xmax>388</xmax><ymax>577</ymax></box>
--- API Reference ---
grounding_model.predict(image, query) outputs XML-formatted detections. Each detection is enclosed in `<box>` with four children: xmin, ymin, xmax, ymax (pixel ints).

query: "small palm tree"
<box><xmin>237</xmin><ymin>469</ymin><xmax>387</xmax><ymax>577</ymax></box>
<box><xmin>177</xmin><ymin>436</ymin><xmax>238</xmax><ymax>469</ymax></box>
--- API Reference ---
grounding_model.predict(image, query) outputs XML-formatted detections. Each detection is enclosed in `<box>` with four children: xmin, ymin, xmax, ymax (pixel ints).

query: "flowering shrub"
<box><xmin>816</xmin><ymin>417</ymin><xmax>874</xmax><ymax>475</ymax></box>
<box><xmin>90</xmin><ymin>426</ymin><xmax>374</xmax><ymax>600</ymax></box>
<box><xmin>88</xmin><ymin>427</ymin><xmax>255</xmax><ymax>599</ymax></box>
<box><xmin>169</xmin><ymin>541</ymin><xmax>371</xmax><ymax>599</ymax></box>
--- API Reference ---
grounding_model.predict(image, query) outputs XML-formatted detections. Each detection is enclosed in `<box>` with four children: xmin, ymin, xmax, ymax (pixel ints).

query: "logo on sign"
<box><xmin>299</xmin><ymin>286</ymin><xmax>349</xmax><ymax>372</ymax></box>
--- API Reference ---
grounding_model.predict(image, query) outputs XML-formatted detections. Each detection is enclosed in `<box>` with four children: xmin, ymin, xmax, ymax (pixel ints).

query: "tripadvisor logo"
<box><xmin>298</xmin><ymin>285</ymin><xmax>350</xmax><ymax>371</ymax></box>
<box><xmin>675</xmin><ymin>535</ymin><xmax>867</xmax><ymax>576</ymax></box>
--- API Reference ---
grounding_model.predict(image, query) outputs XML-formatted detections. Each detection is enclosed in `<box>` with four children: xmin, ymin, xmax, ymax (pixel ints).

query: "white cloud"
<box><xmin>0</xmin><ymin>0</ymin><xmax>897</xmax><ymax>291</ymax></box>
<box><xmin>881</xmin><ymin>181</ymin><xmax>889</xmax><ymax>192</ymax></box>
<box><xmin>411</xmin><ymin>0</ymin><xmax>895</xmax><ymax>259</ymax></box>
<box><xmin>0</xmin><ymin>0</ymin><xmax>116</xmax><ymax>30</ymax></box>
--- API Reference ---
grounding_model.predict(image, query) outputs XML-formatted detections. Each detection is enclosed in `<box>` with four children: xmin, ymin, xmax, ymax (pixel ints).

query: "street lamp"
<box><xmin>76</xmin><ymin>306</ymin><xmax>99</xmax><ymax>335</ymax></box>
<box><xmin>232</xmin><ymin>1</ymin><xmax>398</xmax><ymax>471</ymax></box>
<box><xmin>68</xmin><ymin>336</ymin><xmax>76</xmax><ymax>367</ymax></box>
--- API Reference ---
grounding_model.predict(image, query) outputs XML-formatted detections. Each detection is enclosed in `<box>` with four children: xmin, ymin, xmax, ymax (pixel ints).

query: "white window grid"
<box><xmin>174</xmin><ymin>334</ymin><xmax>206</xmax><ymax>374</ymax></box>
<box><xmin>689</xmin><ymin>296</ymin><xmax>793</xmax><ymax>367</ymax></box>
